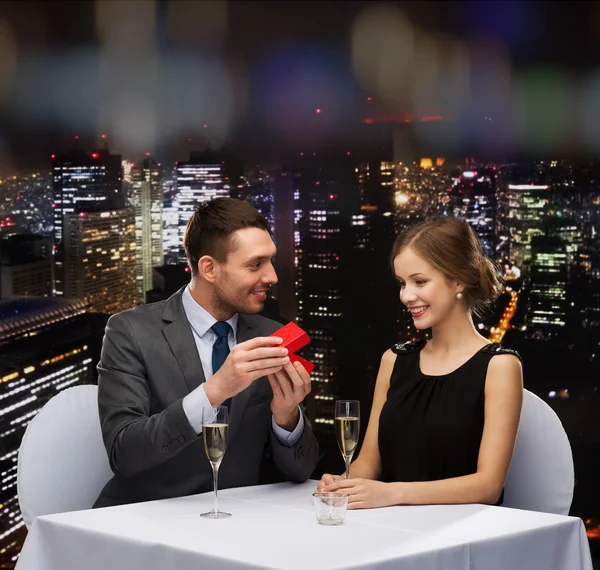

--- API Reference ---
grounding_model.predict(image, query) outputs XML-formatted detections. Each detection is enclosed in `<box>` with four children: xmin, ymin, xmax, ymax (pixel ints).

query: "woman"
<box><xmin>319</xmin><ymin>216</ymin><xmax>523</xmax><ymax>509</ymax></box>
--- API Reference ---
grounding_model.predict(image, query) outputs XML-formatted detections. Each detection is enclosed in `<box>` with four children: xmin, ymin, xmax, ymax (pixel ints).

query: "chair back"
<box><xmin>17</xmin><ymin>384</ymin><xmax>113</xmax><ymax>528</ymax></box>
<box><xmin>503</xmin><ymin>389</ymin><xmax>574</xmax><ymax>515</ymax></box>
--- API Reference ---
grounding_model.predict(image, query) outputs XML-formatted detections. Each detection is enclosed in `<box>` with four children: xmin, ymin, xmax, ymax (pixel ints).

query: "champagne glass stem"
<box><xmin>345</xmin><ymin>458</ymin><xmax>351</xmax><ymax>480</ymax></box>
<box><xmin>213</xmin><ymin>465</ymin><xmax>219</xmax><ymax>514</ymax></box>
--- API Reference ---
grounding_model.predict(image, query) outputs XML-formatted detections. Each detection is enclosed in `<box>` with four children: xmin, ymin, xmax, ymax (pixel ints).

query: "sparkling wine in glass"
<box><xmin>201</xmin><ymin>406</ymin><xmax>231</xmax><ymax>519</ymax></box>
<box><xmin>334</xmin><ymin>400</ymin><xmax>360</xmax><ymax>481</ymax></box>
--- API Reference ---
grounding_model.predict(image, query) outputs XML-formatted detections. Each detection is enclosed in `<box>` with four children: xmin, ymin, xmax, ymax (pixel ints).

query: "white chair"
<box><xmin>503</xmin><ymin>389</ymin><xmax>574</xmax><ymax>515</ymax></box>
<box><xmin>17</xmin><ymin>384</ymin><xmax>114</xmax><ymax>528</ymax></box>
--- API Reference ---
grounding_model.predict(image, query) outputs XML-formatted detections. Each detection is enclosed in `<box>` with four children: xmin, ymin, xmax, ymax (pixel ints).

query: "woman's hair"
<box><xmin>390</xmin><ymin>216</ymin><xmax>503</xmax><ymax>317</ymax></box>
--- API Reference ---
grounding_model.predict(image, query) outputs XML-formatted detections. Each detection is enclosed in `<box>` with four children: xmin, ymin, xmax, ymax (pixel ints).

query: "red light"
<box><xmin>101</xmin><ymin>134</ymin><xmax>107</xmax><ymax>139</ymax></box>
<box><xmin>51</xmin><ymin>154</ymin><xmax>56</xmax><ymax>159</ymax></box>
<box><xmin>300</xmin><ymin>152</ymin><xmax>304</xmax><ymax>156</ymax></box>
<box><xmin>203</xmin><ymin>124</ymin><xmax>207</xmax><ymax>128</ymax></box>
<box><xmin>329</xmin><ymin>194</ymin><xmax>335</xmax><ymax>199</ymax></box>
<box><xmin>315</xmin><ymin>108</ymin><xmax>321</xmax><ymax>114</ymax></box>
<box><xmin>91</xmin><ymin>152</ymin><xmax>99</xmax><ymax>159</ymax></box>
<box><xmin>363</xmin><ymin>118</ymin><xmax>373</xmax><ymax>124</ymax></box>
<box><xmin>79</xmin><ymin>212</ymin><xmax>86</xmax><ymax>217</ymax></box>
<box><xmin>185</xmin><ymin>266</ymin><xmax>190</xmax><ymax>273</ymax></box>
<box><xmin>75</xmin><ymin>135</ymin><xmax>79</xmax><ymax>139</ymax></box>
<box><xmin>52</xmin><ymin>203</ymin><xmax>56</xmax><ymax>208</ymax></box>
<box><xmin>145</xmin><ymin>152</ymin><xmax>150</xmax><ymax>156</ymax></box>
<box><xmin>313</xmin><ymin>152</ymin><xmax>317</xmax><ymax>156</ymax></box>
<box><xmin>367</xmin><ymin>97</ymin><xmax>372</xmax><ymax>101</ymax></box>
<box><xmin>346</xmin><ymin>152</ymin><xmax>351</xmax><ymax>156</ymax></box>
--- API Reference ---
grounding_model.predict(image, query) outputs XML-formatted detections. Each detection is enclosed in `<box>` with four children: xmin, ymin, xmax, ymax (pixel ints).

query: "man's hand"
<box><xmin>204</xmin><ymin>336</ymin><xmax>289</xmax><ymax>406</ymax></box>
<box><xmin>268</xmin><ymin>361</ymin><xmax>311</xmax><ymax>431</ymax></box>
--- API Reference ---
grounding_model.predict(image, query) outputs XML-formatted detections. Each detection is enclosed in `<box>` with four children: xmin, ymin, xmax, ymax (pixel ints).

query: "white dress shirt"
<box><xmin>181</xmin><ymin>286</ymin><xmax>304</xmax><ymax>447</ymax></box>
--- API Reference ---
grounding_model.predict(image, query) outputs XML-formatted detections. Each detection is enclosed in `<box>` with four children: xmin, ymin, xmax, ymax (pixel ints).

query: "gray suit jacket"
<box><xmin>94</xmin><ymin>287</ymin><xmax>319</xmax><ymax>507</ymax></box>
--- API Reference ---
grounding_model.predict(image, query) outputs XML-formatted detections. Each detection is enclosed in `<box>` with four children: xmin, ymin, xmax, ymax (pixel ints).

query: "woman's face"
<box><xmin>393</xmin><ymin>246</ymin><xmax>463</xmax><ymax>330</ymax></box>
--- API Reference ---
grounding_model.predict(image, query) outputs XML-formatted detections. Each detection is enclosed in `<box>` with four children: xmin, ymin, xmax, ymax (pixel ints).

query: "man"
<box><xmin>94</xmin><ymin>198</ymin><xmax>318</xmax><ymax>507</ymax></box>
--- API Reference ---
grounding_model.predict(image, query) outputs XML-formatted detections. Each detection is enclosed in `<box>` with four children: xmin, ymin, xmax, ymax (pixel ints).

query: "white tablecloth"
<box><xmin>16</xmin><ymin>481</ymin><xmax>593</xmax><ymax>570</ymax></box>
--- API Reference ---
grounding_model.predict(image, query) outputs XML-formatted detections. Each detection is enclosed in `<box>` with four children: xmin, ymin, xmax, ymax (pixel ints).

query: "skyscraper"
<box><xmin>271</xmin><ymin>170</ymin><xmax>298</xmax><ymax>322</ymax></box>
<box><xmin>173</xmin><ymin>151</ymin><xmax>228</xmax><ymax>263</ymax></box>
<box><xmin>237</xmin><ymin>168</ymin><xmax>276</xmax><ymax>236</ymax></box>
<box><xmin>63</xmin><ymin>209</ymin><xmax>137</xmax><ymax>315</ymax></box>
<box><xmin>527</xmin><ymin>235</ymin><xmax>569</xmax><ymax>331</ymax></box>
<box><xmin>503</xmin><ymin>183</ymin><xmax>551</xmax><ymax>268</ymax></box>
<box><xmin>290</xmin><ymin>153</ymin><xmax>366</xmax><ymax>472</ymax></box>
<box><xmin>52</xmin><ymin>149</ymin><xmax>124</xmax><ymax>296</ymax></box>
<box><xmin>450</xmin><ymin>168</ymin><xmax>497</xmax><ymax>258</ymax></box>
<box><xmin>0</xmin><ymin>235</ymin><xmax>52</xmax><ymax>299</ymax></box>
<box><xmin>0</xmin><ymin>299</ymin><xmax>107</xmax><ymax>565</ymax></box>
<box><xmin>131</xmin><ymin>156</ymin><xmax>163</xmax><ymax>303</ymax></box>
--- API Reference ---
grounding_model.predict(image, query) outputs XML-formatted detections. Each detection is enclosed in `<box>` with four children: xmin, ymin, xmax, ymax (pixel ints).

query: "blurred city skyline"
<box><xmin>4</xmin><ymin>1</ymin><xmax>600</xmax><ymax>170</ymax></box>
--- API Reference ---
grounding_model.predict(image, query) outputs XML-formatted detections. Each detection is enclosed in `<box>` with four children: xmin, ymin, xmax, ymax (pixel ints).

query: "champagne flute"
<box><xmin>334</xmin><ymin>400</ymin><xmax>360</xmax><ymax>481</ymax></box>
<box><xmin>201</xmin><ymin>406</ymin><xmax>231</xmax><ymax>519</ymax></box>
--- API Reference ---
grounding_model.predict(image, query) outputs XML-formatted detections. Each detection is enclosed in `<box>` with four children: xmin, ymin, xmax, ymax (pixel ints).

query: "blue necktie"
<box><xmin>211</xmin><ymin>321</ymin><xmax>232</xmax><ymax>408</ymax></box>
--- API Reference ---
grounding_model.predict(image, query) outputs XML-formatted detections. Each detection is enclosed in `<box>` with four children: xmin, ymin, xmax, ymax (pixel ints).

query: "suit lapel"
<box><xmin>228</xmin><ymin>314</ymin><xmax>256</xmax><ymax>441</ymax></box>
<box><xmin>162</xmin><ymin>287</ymin><xmax>206</xmax><ymax>394</ymax></box>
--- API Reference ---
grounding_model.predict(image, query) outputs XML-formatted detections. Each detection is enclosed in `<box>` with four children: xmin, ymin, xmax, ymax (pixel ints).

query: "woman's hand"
<box><xmin>316</xmin><ymin>473</ymin><xmax>344</xmax><ymax>490</ymax></box>
<box><xmin>321</xmin><ymin>478</ymin><xmax>396</xmax><ymax>509</ymax></box>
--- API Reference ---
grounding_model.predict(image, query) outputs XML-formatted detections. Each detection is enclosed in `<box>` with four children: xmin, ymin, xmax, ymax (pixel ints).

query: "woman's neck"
<box><xmin>428</xmin><ymin>310</ymin><xmax>488</xmax><ymax>354</ymax></box>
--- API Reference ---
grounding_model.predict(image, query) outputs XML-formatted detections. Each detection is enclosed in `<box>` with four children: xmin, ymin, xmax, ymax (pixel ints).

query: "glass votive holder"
<box><xmin>312</xmin><ymin>491</ymin><xmax>348</xmax><ymax>525</ymax></box>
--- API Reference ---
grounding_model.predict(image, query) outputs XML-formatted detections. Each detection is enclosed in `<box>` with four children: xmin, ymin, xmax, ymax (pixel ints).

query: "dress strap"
<box><xmin>480</xmin><ymin>343</ymin><xmax>522</xmax><ymax>364</ymax></box>
<box><xmin>391</xmin><ymin>339</ymin><xmax>427</xmax><ymax>355</ymax></box>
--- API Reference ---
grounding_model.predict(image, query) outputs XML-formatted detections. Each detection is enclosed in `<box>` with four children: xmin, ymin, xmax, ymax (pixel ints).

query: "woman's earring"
<box><xmin>456</xmin><ymin>292</ymin><xmax>463</xmax><ymax>300</ymax></box>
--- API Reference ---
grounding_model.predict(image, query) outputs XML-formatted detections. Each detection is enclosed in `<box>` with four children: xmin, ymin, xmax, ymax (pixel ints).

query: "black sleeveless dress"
<box><xmin>378</xmin><ymin>340</ymin><xmax>521</xmax><ymax>502</ymax></box>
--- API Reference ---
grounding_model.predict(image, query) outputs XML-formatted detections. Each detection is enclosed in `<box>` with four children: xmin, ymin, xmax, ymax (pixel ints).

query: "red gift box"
<box><xmin>271</xmin><ymin>322</ymin><xmax>315</xmax><ymax>374</ymax></box>
<box><xmin>271</xmin><ymin>322</ymin><xmax>310</xmax><ymax>354</ymax></box>
<box><xmin>289</xmin><ymin>354</ymin><xmax>315</xmax><ymax>375</ymax></box>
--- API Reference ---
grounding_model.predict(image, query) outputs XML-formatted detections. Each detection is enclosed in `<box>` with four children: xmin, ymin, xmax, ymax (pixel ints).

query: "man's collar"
<box><xmin>181</xmin><ymin>285</ymin><xmax>238</xmax><ymax>338</ymax></box>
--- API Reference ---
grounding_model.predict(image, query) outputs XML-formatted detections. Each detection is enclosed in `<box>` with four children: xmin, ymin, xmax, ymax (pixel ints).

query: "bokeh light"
<box><xmin>351</xmin><ymin>3</ymin><xmax>415</xmax><ymax>111</ymax></box>
<box><xmin>512</xmin><ymin>66</ymin><xmax>572</xmax><ymax>155</ymax></box>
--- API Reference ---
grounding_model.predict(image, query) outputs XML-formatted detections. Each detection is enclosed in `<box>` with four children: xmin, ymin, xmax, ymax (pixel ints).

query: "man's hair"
<box><xmin>183</xmin><ymin>197</ymin><xmax>270</xmax><ymax>276</ymax></box>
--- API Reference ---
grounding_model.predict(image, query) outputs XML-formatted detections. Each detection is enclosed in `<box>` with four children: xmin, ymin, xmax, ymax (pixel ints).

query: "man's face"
<box><xmin>212</xmin><ymin>227</ymin><xmax>278</xmax><ymax>317</ymax></box>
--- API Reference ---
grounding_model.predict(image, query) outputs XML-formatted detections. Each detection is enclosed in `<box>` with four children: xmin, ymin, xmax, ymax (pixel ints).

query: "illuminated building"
<box><xmin>292</xmin><ymin>154</ymin><xmax>357</xmax><ymax>447</ymax></box>
<box><xmin>271</xmin><ymin>170</ymin><xmax>298</xmax><ymax>322</ymax></box>
<box><xmin>131</xmin><ymin>156</ymin><xmax>163</xmax><ymax>304</ymax></box>
<box><xmin>450</xmin><ymin>169</ymin><xmax>497</xmax><ymax>257</ymax></box>
<box><xmin>63</xmin><ymin>209</ymin><xmax>137</xmax><ymax>315</ymax></box>
<box><xmin>504</xmin><ymin>184</ymin><xmax>551</xmax><ymax>267</ymax></box>
<box><xmin>0</xmin><ymin>235</ymin><xmax>52</xmax><ymax>299</ymax></box>
<box><xmin>527</xmin><ymin>235</ymin><xmax>568</xmax><ymax>329</ymax></box>
<box><xmin>173</xmin><ymin>151</ymin><xmax>228</xmax><ymax>263</ymax></box>
<box><xmin>52</xmin><ymin>149</ymin><xmax>124</xmax><ymax>296</ymax></box>
<box><xmin>289</xmin><ymin>151</ymin><xmax>400</xmax><ymax>474</ymax></box>
<box><xmin>237</xmin><ymin>169</ymin><xmax>276</xmax><ymax>236</ymax></box>
<box><xmin>0</xmin><ymin>298</ymin><xmax>107</xmax><ymax>564</ymax></box>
